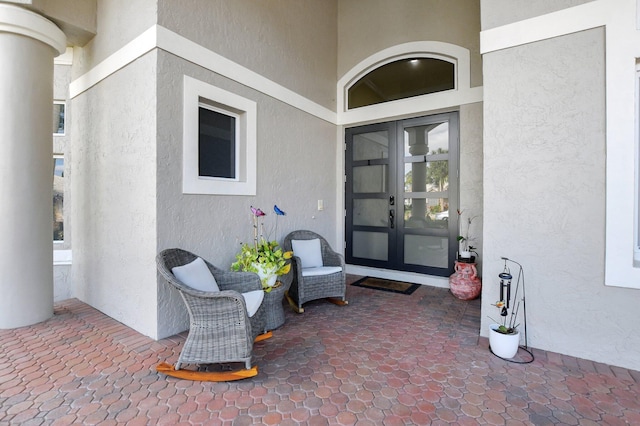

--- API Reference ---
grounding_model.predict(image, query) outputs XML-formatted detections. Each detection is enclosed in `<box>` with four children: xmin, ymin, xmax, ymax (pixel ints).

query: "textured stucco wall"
<box><xmin>71</xmin><ymin>51</ymin><xmax>158</xmax><ymax>338</ymax></box>
<box><xmin>337</xmin><ymin>0</ymin><xmax>482</xmax><ymax>88</ymax></box>
<box><xmin>157</xmin><ymin>0</ymin><xmax>337</xmax><ymax>111</ymax></box>
<box><xmin>72</xmin><ymin>0</ymin><xmax>157</xmax><ymax>78</ymax></box>
<box><xmin>480</xmin><ymin>0</ymin><xmax>596</xmax><ymax>30</ymax></box>
<box><xmin>155</xmin><ymin>51</ymin><xmax>339</xmax><ymax>338</ymax></box>
<box><xmin>482</xmin><ymin>27</ymin><xmax>640</xmax><ymax>370</ymax></box>
<box><xmin>459</xmin><ymin>102</ymin><xmax>483</xmax><ymax>274</ymax></box>
<box><xmin>54</xmin><ymin>265</ymin><xmax>72</xmax><ymax>301</ymax></box>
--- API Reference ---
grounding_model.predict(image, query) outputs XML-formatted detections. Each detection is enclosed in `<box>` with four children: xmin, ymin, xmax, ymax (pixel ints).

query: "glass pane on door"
<box><xmin>404</xmin><ymin>197</ymin><xmax>449</xmax><ymax>229</ymax></box>
<box><xmin>353</xmin><ymin>165</ymin><xmax>387</xmax><ymax>193</ymax></box>
<box><xmin>353</xmin><ymin>199</ymin><xmax>389</xmax><ymax>227</ymax></box>
<box><xmin>353</xmin><ymin>231</ymin><xmax>388</xmax><ymax>261</ymax></box>
<box><xmin>404</xmin><ymin>235</ymin><xmax>449</xmax><ymax>268</ymax></box>
<box><xmin>404</xmin><ymin>122</ymin><xmax>449</xmax><ymax>157</ymax></box>
<box><xmin>353</xmin><ymin>131</ymin><xmax>389</xmax><ymax>161</ymax></box>
<box><xmin>404</xmin><ymin>162</ymin><xmax>449</xmax><ymax>193</ymax></box>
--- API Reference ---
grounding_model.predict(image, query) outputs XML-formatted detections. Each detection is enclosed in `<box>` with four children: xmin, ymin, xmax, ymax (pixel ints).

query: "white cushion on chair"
<box><xmin>301</xmin><ymin>266</ymin><xmax>343</xmax><ymax>277</ymax></box>
<box><xmin>242</xmin><ymin>290</ymin><xmax>264</xmax><ymax>317</ymax></box>
<box><xmin>171</xmin><ymin>257</ymin><xmax>220</xmax><ymax>292</ymax></box>
<box><xmin>291</xmin><ymin>238</ymin><xmax>323</xmax><ymax>268</ymax></box>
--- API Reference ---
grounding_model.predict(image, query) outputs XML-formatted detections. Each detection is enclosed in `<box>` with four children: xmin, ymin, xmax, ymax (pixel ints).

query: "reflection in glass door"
<box><xmin>345</xmin><ymin>112</ymin><xmax>459</xmax><ymax>276</ymax></box>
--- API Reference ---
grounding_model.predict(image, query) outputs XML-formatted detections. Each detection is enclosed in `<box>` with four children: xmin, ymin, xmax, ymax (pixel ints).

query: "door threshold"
<box><xmin>345</xmin><ymin>265</ymin><xmax>449</xmax><ymax>288</ymax></box>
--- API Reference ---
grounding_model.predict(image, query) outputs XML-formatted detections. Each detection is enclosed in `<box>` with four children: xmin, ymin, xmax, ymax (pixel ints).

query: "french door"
<box><xmin>345</xmin><ymin>112</ymin><xmax>459</xmax><ymax>276</ymax></box>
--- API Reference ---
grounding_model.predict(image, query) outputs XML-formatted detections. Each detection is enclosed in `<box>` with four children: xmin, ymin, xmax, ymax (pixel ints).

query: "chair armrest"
<box><xmin>211</xmin><ymin>269</ymin><xmax>262</xmax><ymax>293</ymax></box>
<box><xmin>322</xmin><ymin>250</ymin><xmax>345</xmax><ymax>269</ymax></box>
<box><xmin>290</xmin><ymin>256</ymin><xmax>304</xmax><ymax>279</ymax></box>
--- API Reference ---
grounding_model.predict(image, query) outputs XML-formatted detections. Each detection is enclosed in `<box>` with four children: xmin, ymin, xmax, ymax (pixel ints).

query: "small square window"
<box><xmin>198</xmin><ymin>105</ymin><xmax>237</xmax><ymax>179</ymax></box>
<box><xmin>183</xmin><ymin>76</ymin><xmax>256</xmax><ymax>195</ymax></box>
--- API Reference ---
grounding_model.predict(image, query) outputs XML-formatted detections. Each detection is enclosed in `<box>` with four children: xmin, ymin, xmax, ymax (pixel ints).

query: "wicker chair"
<box><xmin>283</xmin><ymin>230</ymin><xmax>347</xmax><ymax>313</ymax></box>
<box><xmin>156</xmin><ymin>248</ymin><xmax>267</xmax><ymax>371</ymax></box>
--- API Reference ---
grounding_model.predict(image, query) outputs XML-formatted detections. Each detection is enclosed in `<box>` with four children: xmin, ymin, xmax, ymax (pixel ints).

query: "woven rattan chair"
<box><xmin>283</xmin><ymin>230</ymin><xmax>348</xmax><ymax>313</ymax></box>
<box><xmin>156</xmin><ymin>248</ymin><xmax>269</xmax><ymax>380</ymax></box>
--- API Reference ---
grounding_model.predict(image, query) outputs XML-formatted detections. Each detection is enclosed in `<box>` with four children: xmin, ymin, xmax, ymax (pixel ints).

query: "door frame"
<box><xmin>344</xmin><ymin>112</ymin><xmax>460</xmax><ymax>277</ymax></box>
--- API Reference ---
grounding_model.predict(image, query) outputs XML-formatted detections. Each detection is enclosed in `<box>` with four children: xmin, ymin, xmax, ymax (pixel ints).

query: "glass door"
<box><xmin>345</xmin><ymin>122</ymin><xmax>397</xmax><ymax>267</ymax></box>
<box><xmin>345</xmin><ymin>112</ymin><xmax>459</xmax><ymax>276</ymax></box>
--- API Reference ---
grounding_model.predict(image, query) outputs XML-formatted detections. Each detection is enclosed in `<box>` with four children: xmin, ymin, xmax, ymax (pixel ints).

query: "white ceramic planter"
<box><xmin>252</xmin><ymin>263</ymin><xmax>278</xmax><ymax>288</ymax></box>
<box><xmin>489</xmin><ymin>324</ymin><xmax>520</xmax><ymax>358</ymax></box>
<box><xmin>460</xmin><ymin>250</ymin><xmax>472</xmax><ymax>258</ymax></box>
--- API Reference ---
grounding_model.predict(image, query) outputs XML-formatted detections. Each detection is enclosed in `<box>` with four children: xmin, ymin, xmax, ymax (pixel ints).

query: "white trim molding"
<box><xmin>69</xmin><ymin>25</ymin><xmax>336</xmax><ymax>124</ymax></box>
<box><xmin>482</xmin><ymin>0</ymin><xmax>640</xmax><ymax>288</ymax></box>
<box><xmin>182</xmin><ymin>75</ymin><xmax>257</xmax><ymax>196</ymax></box>
<box><xmin>53</xmin><ymin>250</ymin><xmax>72</xmax><ymax>266</ymax></box>
<box><xmin>0</xmin><ymin>3</ymin><xmax>66</xmax><ymax>55</ymax></box>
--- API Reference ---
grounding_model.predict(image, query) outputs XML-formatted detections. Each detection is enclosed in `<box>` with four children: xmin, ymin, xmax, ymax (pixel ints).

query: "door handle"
<box><xmin>389</xmin><ymin>209</ymin><xmax>395</xmax><ymax>229</ymax></box>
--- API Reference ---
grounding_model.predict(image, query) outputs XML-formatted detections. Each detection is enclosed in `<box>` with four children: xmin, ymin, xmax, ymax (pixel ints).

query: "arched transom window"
<box><xmin>348</xmin><ymin>57</ymin><xmax>455</xmax><ymax>109</ymax></box>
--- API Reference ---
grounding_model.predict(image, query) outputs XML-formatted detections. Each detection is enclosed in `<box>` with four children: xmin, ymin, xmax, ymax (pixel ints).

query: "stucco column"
<box><xmin>0</xmin><ymin>4</ymin><xmax>66</xmax><ymax>328</ymax></box>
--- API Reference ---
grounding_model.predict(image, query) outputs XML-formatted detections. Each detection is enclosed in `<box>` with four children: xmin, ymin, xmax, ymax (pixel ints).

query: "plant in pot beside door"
<box><xmin>489</xmin><ymin>299</ymin><xmax>521</xmax><ymax>358</ymax></box>
<box><xmin>456</xmin><ymin>209</ymin><xmax>478</xmax><ymax>263</ymax></box>
<box><xmin>231</xmin><ymin>206</ymin><xmax>292</xmax><ymax>293</ymax></box>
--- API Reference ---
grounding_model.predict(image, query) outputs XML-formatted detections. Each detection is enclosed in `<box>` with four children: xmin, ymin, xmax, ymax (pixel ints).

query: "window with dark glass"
<box><xmin>198</xmin><ymin>105</ymin><xmax>236</xmax><ymax>179</ymax></box>
<box><xmin>348</xmin><ymin>58</ymin><xmax>455</xmax><ymax>109</ymax></box>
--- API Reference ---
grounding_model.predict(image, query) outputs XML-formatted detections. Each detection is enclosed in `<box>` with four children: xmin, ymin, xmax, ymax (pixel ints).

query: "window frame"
<box><xmin>53</xmin><ymin>101</ymin><xmax>65</xmax><ymax>136</ymax></box>
<box><xmin>53</xmin><ymin>154</ymin><xmax>64</xmax><ymax>243</ymax></box>
<box><xmin>197</xmin><ymin>102</ymin><xmax>240</xmax><ymax>181</ymax></box>
<box><xmin>183</xmin><ymin>75</ymin><xmax>256</xmax><ymax>195</ymax></box>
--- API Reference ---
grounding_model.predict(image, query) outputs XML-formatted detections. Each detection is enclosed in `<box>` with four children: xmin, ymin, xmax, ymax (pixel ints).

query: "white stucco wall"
<box><xmin>482</xmin><ymin>26</ymin><xmax>640</xmax><ymax>370</ymax></box>
<box><xmin>72</xmin><ymin>0</ymin><xmax>156</xmax><ymax>78</ymax></box>
<box><xmin>459</xmin><ymin>102</ymin><xmax>483</xmax><ymax>274</ymax></box>
<box><xmin>71</xmin><ymin>51</ymin><xmax>158</xmax><ymax>338</ymax></box>
<box><xmin>338</xmin><ymin>0</ymin><xmax>482</xmax><ymax>88</ymax></box>
<box><xmin>157</xmin><ymin>0</ymin><xmax>337</xmax><ymax>111</ymax></box>
<box><xmin>480</xmin><ymin>0</ymin><xmax>596</xmax><ymax>30</ymax></box>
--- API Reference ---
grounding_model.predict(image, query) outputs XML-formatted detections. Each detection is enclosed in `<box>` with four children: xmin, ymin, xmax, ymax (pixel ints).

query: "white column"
<box><xmin>0</xmin><ymin>4</ymin><xmax>66</xmax><ymax>328</ymax></box>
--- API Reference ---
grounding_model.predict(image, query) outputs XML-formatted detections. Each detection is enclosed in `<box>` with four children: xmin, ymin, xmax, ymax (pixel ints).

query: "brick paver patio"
<box><xmin>1</xmin><ymin>275</ymin><xmax>639</xmax><ymax>425</ymax></box>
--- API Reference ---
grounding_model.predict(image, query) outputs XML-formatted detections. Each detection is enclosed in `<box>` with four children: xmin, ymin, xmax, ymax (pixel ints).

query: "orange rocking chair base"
<box><xmin>156</xmin><ymin>362</ymin><xmax>258</xmax><ymax>381</ymax></box>
<box><xmin>156</xmin><ymin>331</ymin><xmax>272</xmax><ymax>382</ymax></box>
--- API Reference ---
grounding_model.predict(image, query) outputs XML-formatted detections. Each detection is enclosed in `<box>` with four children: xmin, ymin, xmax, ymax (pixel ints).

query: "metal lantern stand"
<box><xmin>490</xmin><ymin>257</ymin><xmax>534</xmax><ymax>364</ymax></box>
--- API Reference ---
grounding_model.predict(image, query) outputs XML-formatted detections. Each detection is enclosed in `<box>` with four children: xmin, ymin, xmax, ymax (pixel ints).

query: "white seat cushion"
<box><xmin>301</xmin><ymin>266</ymin><xmax>343</xmax><ymax>277</ymax></box>
<box><xmin>171</xmin><ymin>257</ymin><xmax>220</xmax><ymax>292</ymax></box>
<box><xmin>241</xmin><ymin>290</ymin><xmax>264</xmax><ymax>317</ymax></box>
<box><xmin>291</xmin><ymin>238</ymin><xmax>323</xmax><ymax>268</ymax></box>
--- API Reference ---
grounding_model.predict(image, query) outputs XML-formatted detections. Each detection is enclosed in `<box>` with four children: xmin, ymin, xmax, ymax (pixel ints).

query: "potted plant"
<box><xmin>231</xmin><ymin>206</ymin><xmax>292</xmax><ymax>292</ymax></box>
<box><xmin>456</xmin><ymin>209</ymin><xmax>478</xmax><ymax>263</ymax></box>
<box><xmin>488</xmin><ymin>299</ymin><xmax>520</xmax><ymax>358</ymax></box>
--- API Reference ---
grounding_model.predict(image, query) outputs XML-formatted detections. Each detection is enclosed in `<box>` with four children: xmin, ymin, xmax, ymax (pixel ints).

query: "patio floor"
<box><xmin>1</xmin><ymin>275</ymin><xmax>639</xmax><ymax>425</ymax></box>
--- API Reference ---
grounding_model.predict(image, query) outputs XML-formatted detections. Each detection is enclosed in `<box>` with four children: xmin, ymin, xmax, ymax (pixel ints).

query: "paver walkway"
<box><xmin>1</xmin><ymin>276</ymin><xmax>639</xmax><ymax>425</ymax></box>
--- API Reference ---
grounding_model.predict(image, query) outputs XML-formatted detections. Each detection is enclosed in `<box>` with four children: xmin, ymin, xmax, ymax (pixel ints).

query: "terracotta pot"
<box><xmin>489</xmin><ymin>324</ymin><xmax>520</xmax><ymax>358</ymax></box>
<box><xmin>449</xmin><ymin>261</ymin><xmax>482</xmax><ymax>300</ymax></box>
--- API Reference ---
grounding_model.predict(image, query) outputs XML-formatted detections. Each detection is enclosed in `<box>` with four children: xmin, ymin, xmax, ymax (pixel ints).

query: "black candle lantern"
<box><xmin>490</xmin><ymin>257</ymin><xmax>532</xmax><ymax>363</ymax></box>
<box><xmin>499</xmin><ymin>270</ymin><xmax>512</xmax><ymax>309</ymax></box>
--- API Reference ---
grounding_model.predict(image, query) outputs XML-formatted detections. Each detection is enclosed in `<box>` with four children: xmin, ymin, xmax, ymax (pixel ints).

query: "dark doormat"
<box><xmin>351</xmin><ymin>277</ymin><xmax>420</xmax><ymax>295</ymax></box>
